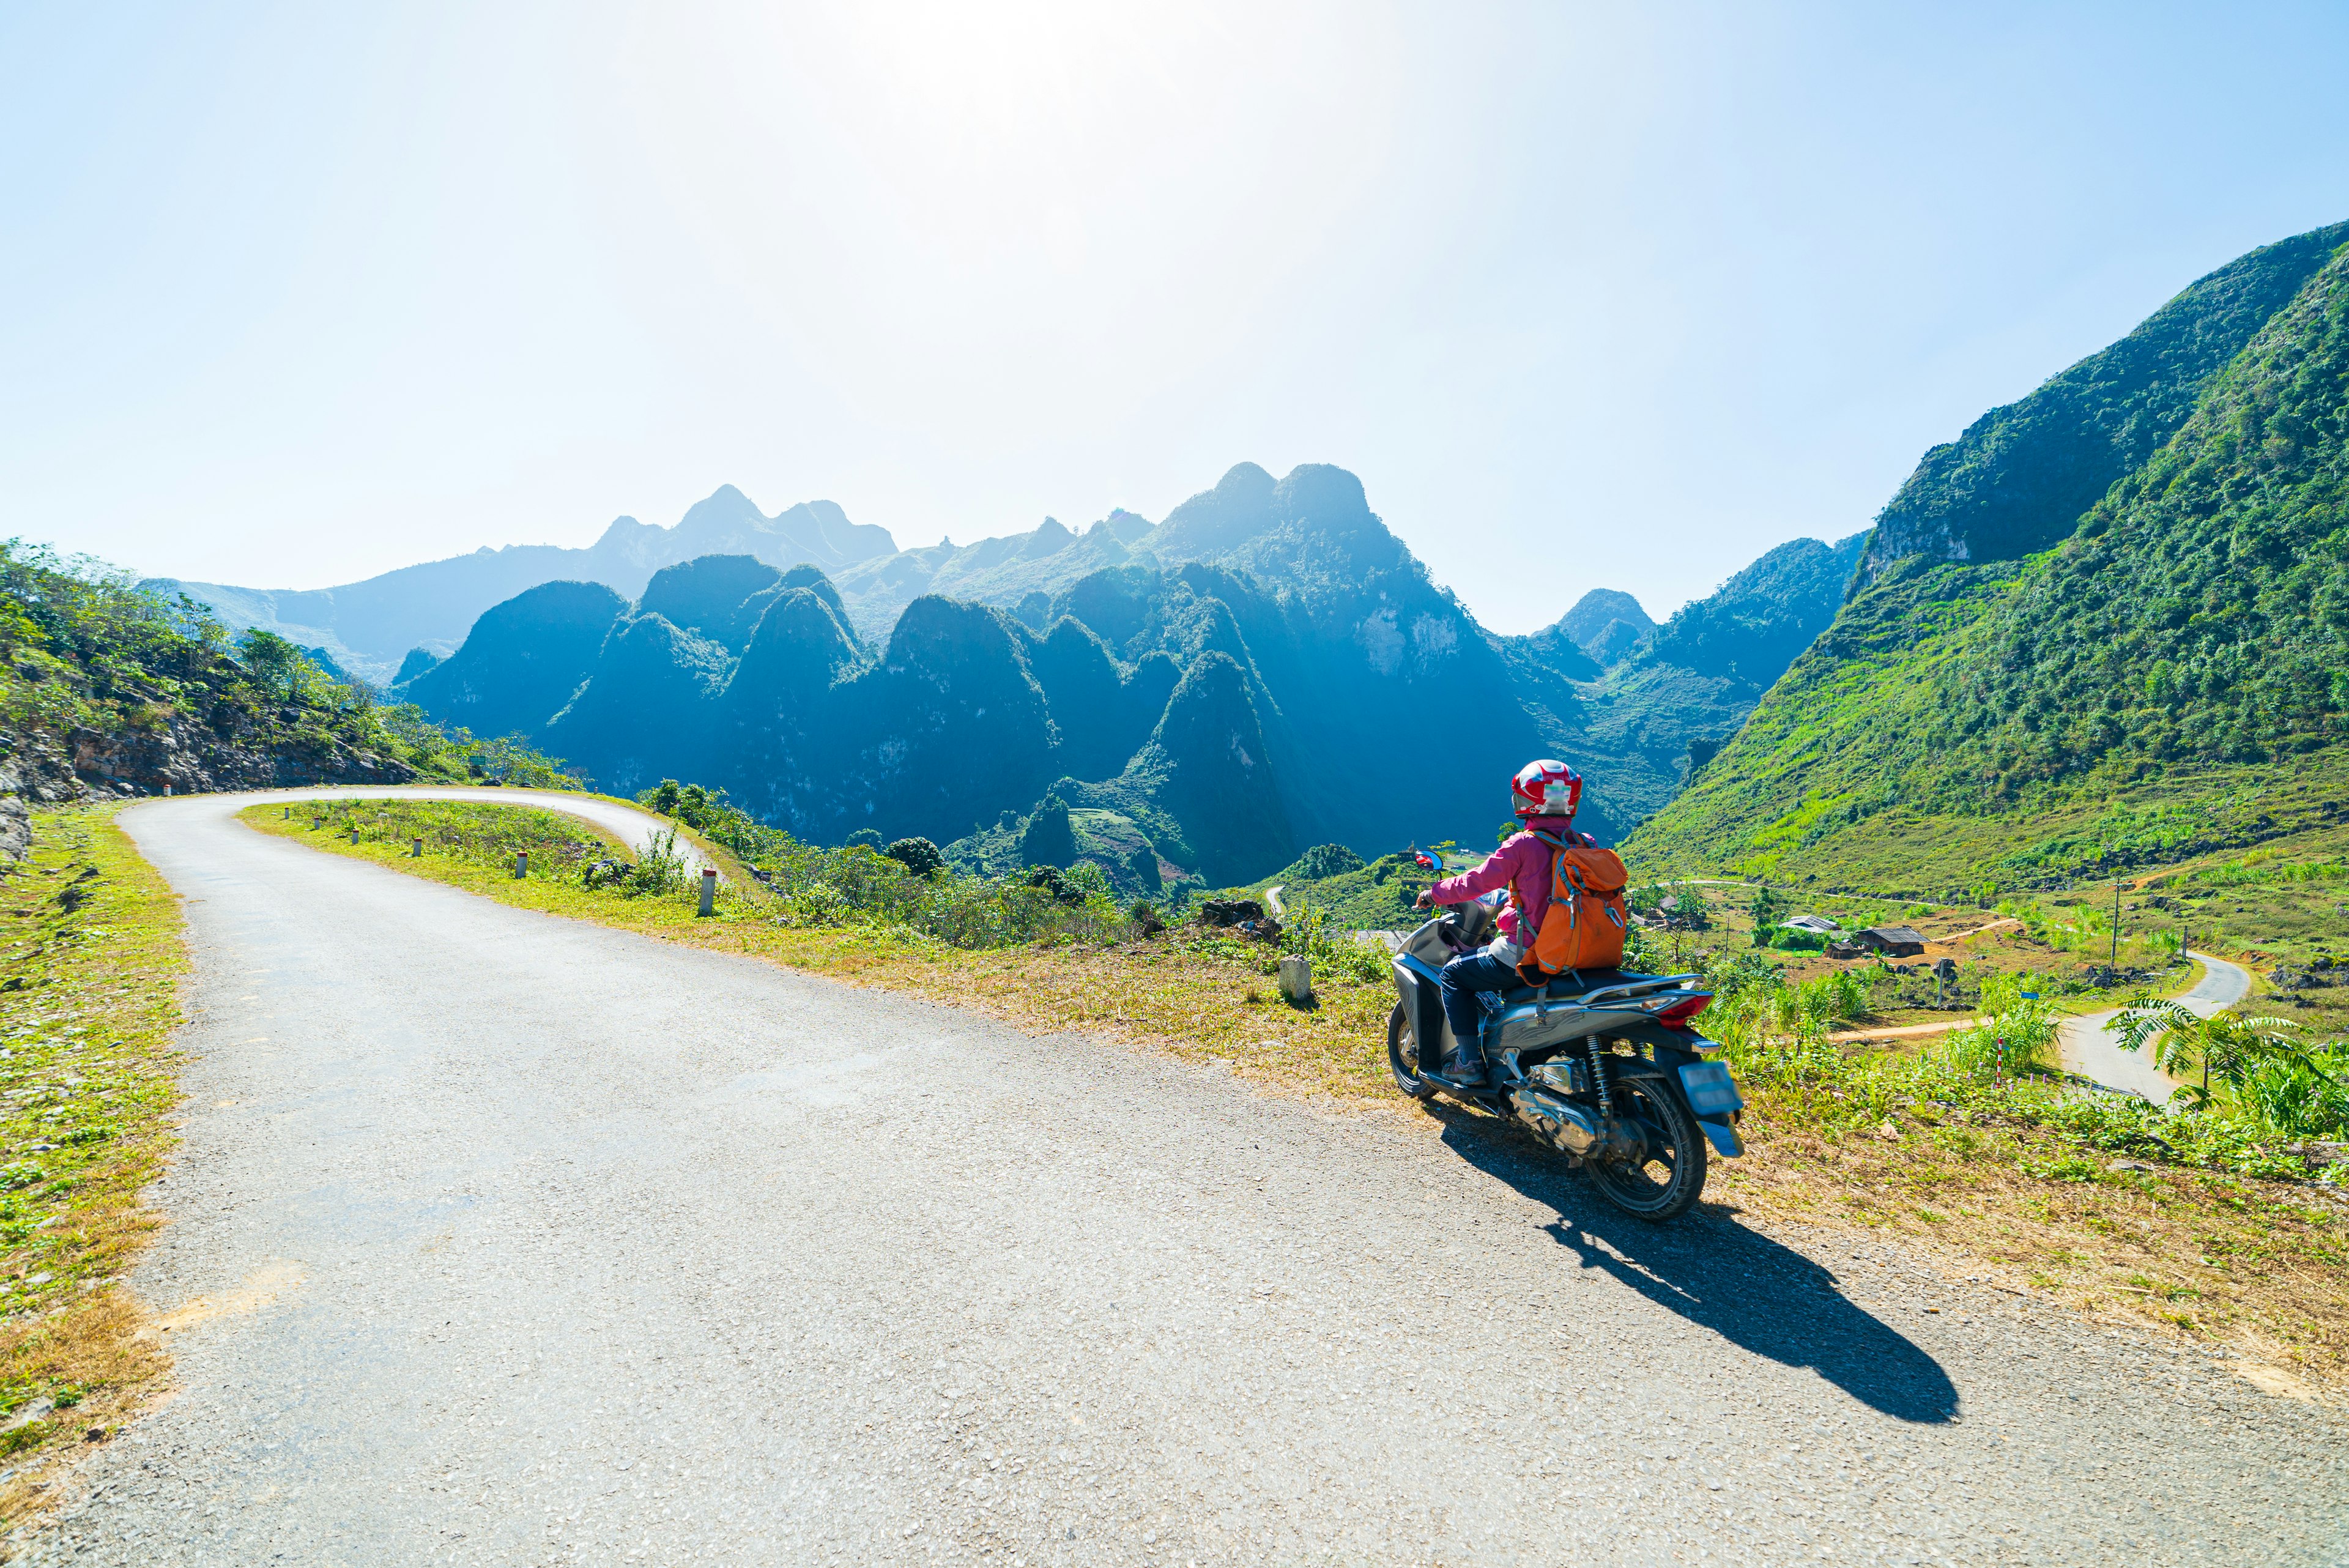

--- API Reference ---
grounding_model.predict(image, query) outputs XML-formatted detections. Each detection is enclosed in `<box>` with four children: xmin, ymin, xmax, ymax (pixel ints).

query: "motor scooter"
<box><xmin>1388</xmin><ymin>898</ymin><xmax>1745</xmax><ymax>1221</ymax></box>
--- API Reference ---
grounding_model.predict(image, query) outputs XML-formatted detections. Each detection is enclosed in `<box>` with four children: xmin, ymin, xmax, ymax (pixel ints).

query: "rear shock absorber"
<box><xmin>1585</xmin><ymin>1033</ymin><xmax>1612</xmax><ymax>1117</ymax></box>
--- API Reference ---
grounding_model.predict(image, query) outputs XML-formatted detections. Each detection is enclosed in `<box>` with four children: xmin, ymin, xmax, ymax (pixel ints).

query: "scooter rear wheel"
<box><xmin>1386</xmin><ymin>1003</ymin><xmax>1438</xmax><ymax>1099</ymax></box>
<box><xmin>1586</xmin><ymin>1075</ymin><xmax>1707</xmax><ymax>1221</ymax></box>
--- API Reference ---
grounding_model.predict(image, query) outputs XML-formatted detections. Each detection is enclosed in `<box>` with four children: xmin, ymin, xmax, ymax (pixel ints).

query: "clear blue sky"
<box><xmin>5</xmin><ymin>2</ymin><xmax>2347</xmax><ymax>632</ymax></box>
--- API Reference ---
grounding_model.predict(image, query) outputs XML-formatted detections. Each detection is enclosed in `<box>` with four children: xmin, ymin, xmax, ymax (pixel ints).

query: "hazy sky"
<box><xmin>6</xmin><ymin>2</ymin><xmax>2347</xmax><ymax>632</ymax></box>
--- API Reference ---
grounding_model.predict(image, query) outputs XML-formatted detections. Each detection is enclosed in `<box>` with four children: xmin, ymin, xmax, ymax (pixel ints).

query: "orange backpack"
<box><xmin>1517</xmin><ymin>831</ymin><xmax>1630</xmax><ymax>979</ymax></box>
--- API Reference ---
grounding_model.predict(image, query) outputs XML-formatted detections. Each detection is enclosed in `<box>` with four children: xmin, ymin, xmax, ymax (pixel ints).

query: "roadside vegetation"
<box><xmin>0</xmin><ymin>538</ymin><xmax>582</xmax><ymax>793</ymax></box>
<box><xmin>246</xmin><ymin>789</ymin><xmax>2349</xmax><ymax>1388</ymax></box>
<box><xmin>0</xmin><ymin>807</ymin><xmax>184</xmax><ymax>1525</ymax></box>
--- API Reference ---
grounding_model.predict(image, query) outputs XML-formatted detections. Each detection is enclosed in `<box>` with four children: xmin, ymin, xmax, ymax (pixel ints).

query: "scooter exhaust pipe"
<box><xmin>1510</xmin><ymin>1086</ymin><xmax>1605</xmax><ymax>1157</ymax></box>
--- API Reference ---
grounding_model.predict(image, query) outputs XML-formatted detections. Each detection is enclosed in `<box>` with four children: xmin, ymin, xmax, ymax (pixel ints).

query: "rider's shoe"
<box><xmin>1426</xmin><ymin>1046</ymin><xmax>1487</xmax><ymax>1089</ymax></box>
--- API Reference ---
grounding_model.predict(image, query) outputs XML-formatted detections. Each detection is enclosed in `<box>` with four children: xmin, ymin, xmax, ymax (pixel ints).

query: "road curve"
<box><xmin>250</xmin><ymin>784</ymin><xmax>716</xmax><ymax>873</ymax></box>
<box><xmin>32</xmin><ymin>798</ymin><xmax>2342</xmax><ymax>1565</ymax></box>
<box><xmin>2058</xmin><ymin>953</ymin><xmax>2255</xmax><ymax>1103</ymax></box>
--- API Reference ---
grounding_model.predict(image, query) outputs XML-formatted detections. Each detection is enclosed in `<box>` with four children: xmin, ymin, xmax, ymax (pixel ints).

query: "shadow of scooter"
<box><xmin>1422</xmin><ymin>1101</ymin><xmax>1959</xmax><ymax>1425</ymax></box>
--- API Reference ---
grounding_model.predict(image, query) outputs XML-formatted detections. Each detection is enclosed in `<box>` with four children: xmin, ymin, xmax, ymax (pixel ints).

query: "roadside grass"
<box><xmin>262</xmin><ymin>797</ymin><xmax>631</xmax><ymax>875</ymax></box>
<box><xmin>243</xmin><ymin>800</ymin><xmax>2349</xmax><ymax>1389</ymax></box>
<box><xmin>0</xmin><ymin>806</ymin><xmax>183</xmax><ymax>1526</ymax></box>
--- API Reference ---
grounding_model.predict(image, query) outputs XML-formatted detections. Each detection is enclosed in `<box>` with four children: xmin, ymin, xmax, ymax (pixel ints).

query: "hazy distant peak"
<box><xmin>1272</xmin><ymin>463</ymin><xmax>1370</xmax><ymax>527</ymax></box>
<box><xmin>1215</xmin><ymin>461</ymin><xmax>1275</xmax><ymax>498</ymax></box>
<box><xmin>1152</xmin><ymin>461</ymin><xmax>1280</xmax><ymax>557</ymax></box>
<box><xmin>1021</xmin><ymin>518</ymin><xmax>1075</xmax><ymax>560</ymax></box>
<box><xmin>1089</xmin><ymin>508</ymin><xmax>1154</xmax><ymax>545</ymax></box>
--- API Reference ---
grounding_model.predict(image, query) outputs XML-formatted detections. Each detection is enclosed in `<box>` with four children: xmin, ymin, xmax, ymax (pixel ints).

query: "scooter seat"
<box><xmin>1497</xmin><ymin>968</ymin><xmax>1647</xmax><ymax>1006</ymax></box>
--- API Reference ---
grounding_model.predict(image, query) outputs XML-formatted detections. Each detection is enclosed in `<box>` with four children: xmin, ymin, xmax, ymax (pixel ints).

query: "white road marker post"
<box><xmin>699</xmin><ymin>866</ymin><xmax>718</xmax><ymax>917</ymax></box>
<box><xmin>514</xmin><ymin>850</ymin><xmax>528</xmax><ymax>880</ymax></box>
<box><xmin>410</xmin><ymin>836</ymin><xmax>423</xmax><ymax>858</ymax></box>
<box><xmin>1278</xmin><ymin>954</ymin><xmax>1315</xmax><ymax>1007</ymax></box>
<box><xmin>348</xmin><ymin>825</ymin><xmax>359</xmax><ymax>844</ymax></box>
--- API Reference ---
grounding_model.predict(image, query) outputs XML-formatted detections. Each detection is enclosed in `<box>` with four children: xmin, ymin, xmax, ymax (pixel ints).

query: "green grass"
<box><xmin>0</xmin><ymin>806</ymin><xmax>186</xmax><ymax>1518</ymax></box>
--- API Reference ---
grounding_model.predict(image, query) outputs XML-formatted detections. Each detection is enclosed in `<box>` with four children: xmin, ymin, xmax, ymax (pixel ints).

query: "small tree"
<box><xmin>2106</xmin><ymin>999</ymin><xmax>2333</xmax><ymax>1110</ymax></box>
<box><xmin>236</xmin><ymin>628</ymin><xmax>319</xmax><ymax>700</ymax></box>
<box><xmin>1748</xmin><ymin>885</ymin><xmax>1785</xmax><ymax>948</ymax></box>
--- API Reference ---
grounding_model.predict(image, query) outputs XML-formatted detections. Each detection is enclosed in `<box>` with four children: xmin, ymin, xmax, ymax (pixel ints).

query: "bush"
<box><xmin>847</xmin><ymin>828</ymin><xmax>885</xmax><ymax>850</ymax></box>
<box><xmin>1696</xmin><ymin>951</ymin><xmax>2342</xmax><ymax>1183</ymax></box>
<box><xmin>1025</xmin><ymin>864</ymin><xmax>1083</xmax><ymax>906</ymax></box>
<box><xmin>885</xmin><ymin>838</ymin><xmax>945</xmax><ymax>877</ymax></box>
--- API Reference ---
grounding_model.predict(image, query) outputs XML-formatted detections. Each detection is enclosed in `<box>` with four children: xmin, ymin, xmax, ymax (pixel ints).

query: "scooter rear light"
<box><xmin>1653</xmin><ymin>994</ymin><xmax>1712</xmax><ymax>1025</ymax></box>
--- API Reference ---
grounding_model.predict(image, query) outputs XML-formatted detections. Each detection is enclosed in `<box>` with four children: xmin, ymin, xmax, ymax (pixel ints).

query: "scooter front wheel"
<box><xmin>1386</xmin><ymin>1003</ymin><xmax>1438</xmax><ymax>1099</ymax></box>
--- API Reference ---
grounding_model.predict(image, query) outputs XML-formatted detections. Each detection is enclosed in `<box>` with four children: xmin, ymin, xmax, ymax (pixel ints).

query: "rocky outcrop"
<box><xmin>0</xmin><ymin>708</ymin><xmax>417</xmax><ymax>860</ymax></box>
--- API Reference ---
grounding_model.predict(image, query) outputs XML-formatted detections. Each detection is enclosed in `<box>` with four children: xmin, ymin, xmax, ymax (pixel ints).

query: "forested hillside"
<box><xmin>1856</xmin><ymin>220</ymin><xmax>2348</xmax><ymax>584</ymax></box>
<box><xmin>1632</xmin><ymin>223</ymin><xmax>2349</xmax><ymax>896</ymax></box>
<box><xmin>0</xmin><ymin>544</ymin><xmax>564</xmax><ymax>853</ymax></box>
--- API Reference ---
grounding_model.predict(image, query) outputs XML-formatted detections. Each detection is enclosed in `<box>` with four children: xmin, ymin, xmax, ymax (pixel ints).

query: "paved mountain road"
<box><xmin>28</xmin><ymin>793</ymin><xmax>2345</xmax><ymax>1564</ymax></box>
<box><xmin>2058</xmin><ymin>953</ymin><xmax>2254</xmax><ymax>1104</ymax></box>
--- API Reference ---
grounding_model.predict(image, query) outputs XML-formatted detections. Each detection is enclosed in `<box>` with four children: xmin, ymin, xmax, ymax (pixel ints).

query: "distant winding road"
<box><xmin>2058</xmin><ymin>951</ymin><xmax>2254</xmax><ymax>1103</ymax></box>
<box><xmin>27</xmin><ymin>793</ymin><xmax>2340</xmax><ymax>1566</ymax></box>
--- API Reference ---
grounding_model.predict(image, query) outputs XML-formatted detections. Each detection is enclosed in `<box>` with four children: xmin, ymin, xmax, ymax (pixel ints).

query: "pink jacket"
<box><xmin>1425</xmin><ymin>819</ymin><xmax>1589</xmax><ymax>944</ymax></box>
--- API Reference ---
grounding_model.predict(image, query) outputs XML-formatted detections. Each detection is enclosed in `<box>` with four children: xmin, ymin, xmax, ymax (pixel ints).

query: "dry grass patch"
<box><xmin>0</xmin><ymin>806</ymin><xmax>185</xmax><ymax>1528</ymax></box>
<box><xmin>1705</xmin><ymin>1100</ymin><xmax>2349</xmax><ymax>1389</ymax></box>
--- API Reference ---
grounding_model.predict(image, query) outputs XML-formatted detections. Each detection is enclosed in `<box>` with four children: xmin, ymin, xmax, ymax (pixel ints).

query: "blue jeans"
<box><xmin>1439</xmin><ymin>943</ymin><xmax>1521</xmax><ymax>1059</ymax></box>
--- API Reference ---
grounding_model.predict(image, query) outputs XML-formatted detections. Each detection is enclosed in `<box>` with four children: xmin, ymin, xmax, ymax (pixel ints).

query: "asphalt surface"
<box><xmin>24</xmin><ymin>793</ymin><xmax>2346</xmax><ymax>1565</ymax></box>
<box><xmin>2058</xmin><ymin>953</ymin><xmax>2253</xmax><ymax>1104</ymax></box>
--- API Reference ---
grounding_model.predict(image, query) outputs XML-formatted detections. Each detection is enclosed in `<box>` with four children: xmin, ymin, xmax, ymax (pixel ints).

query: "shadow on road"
<box><xmin>1427</xmin><ymin>1104</ymin><xmax>1959</xmax><ymax>1425</ymax></box>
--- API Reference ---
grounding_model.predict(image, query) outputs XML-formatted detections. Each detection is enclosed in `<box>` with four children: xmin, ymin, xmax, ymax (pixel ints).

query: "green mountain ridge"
<box><xmin>1633</xmin><ymin>221</ymin><xmax>2349</xmax><ymax>897</ymax></box>
<box><xmin>398</xmin><ymin>460</ymin><xmax>1861</xmax><ymax>894</ymax></box>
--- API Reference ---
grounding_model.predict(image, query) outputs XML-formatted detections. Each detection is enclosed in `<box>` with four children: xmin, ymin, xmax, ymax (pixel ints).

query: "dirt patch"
<box><xmin>141</xmin><ymin>1261</ymin><xmax>306</xmax><ymax>1337</ymax></box>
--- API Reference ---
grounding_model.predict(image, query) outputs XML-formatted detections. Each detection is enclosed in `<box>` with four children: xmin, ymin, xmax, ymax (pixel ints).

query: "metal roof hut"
<box><xmin>1855</xmin><ymin>925</ymin><xmax>1928</xmax><ymax>957</ymax></box>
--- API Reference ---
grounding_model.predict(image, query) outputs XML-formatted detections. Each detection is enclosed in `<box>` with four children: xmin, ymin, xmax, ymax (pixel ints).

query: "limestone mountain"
<box><xmin>1550</xmin><ymin>589</ymin><xmax>1654</xmax><ymax>666</ymax></box>
<box><xmin>1856</xmin><ymin>220</ymin><xmax>2349</xmax><ymax>585</ymax></box>
<box><xmin>636</xmin><ymin>554</ymin><xmax>785</xmax><ymax>650</ymax></box>
<box><xmin>402</xmin><ymin>580</ymin><xmax>626</xmax><ymax>743</ymax></box>
<box><xmin>1631</xmin><ymin>220</ymin><xmax>2349</xmax><ymax>896</ymax></box>
<box><xmin>396</xmin><ymin>459</ymin><xmax>1880</xmax><ymax>891</ymax></box>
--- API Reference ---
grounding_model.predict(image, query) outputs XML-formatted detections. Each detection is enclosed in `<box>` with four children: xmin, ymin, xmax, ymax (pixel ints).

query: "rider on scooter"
<box><xmin>1413</xmin><ymin>759</ymin><xmax>1595</xmax><ymax>1087</ymax></box>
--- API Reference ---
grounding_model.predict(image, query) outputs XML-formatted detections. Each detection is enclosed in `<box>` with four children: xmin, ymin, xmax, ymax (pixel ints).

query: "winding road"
<box><xmin>28</xmin><ymin>792</ymin><xmax>2343</xmax><ymax>1565</ymax></box>
<box><xmin>2057</xmin><ymin>953</ymin><xmax>2254</xmax><ymax>1103</ymax></box>
<box><xmin>271</xmin><ymin>785</ymin><xmax>718</xmax><ymax>874</ymax></box>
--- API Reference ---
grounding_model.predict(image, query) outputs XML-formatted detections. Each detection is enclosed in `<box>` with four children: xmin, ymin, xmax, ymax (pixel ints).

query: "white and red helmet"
<box><xmin>1512</xmin><ymin>759</ymin><xmax>1582</xmax><ymax>820</ymax></box>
